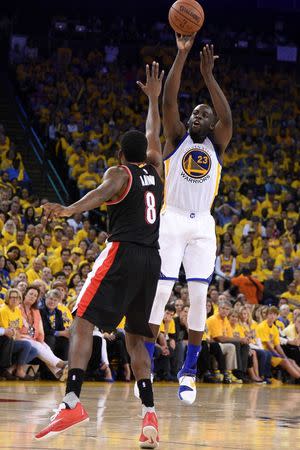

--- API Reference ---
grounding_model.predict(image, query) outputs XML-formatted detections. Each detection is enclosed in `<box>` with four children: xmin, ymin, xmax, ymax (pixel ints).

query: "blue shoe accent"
<box><xmin>177</xmin><ymin>368</ymin><xmax>196</xmax><ymax>379</ymax></box>
<box><xmin>178</xmin><ymin>385</ymin><xmax>194</xmax><ymax>399</ymax></box>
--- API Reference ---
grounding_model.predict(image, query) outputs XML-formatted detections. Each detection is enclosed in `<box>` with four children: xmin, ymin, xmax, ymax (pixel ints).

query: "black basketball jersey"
<box><xmin>107</xmin><ymin>164</ymin><xmax>163</xmax><ymax>248</ymax></box>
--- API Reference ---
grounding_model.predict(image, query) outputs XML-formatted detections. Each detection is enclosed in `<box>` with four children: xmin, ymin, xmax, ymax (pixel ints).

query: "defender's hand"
<box><xmin>200</xmin><ymin>44</ymin><xmax>219</xmax><ymax>79</ymax></box>
<box><xmin>43</xmin><ymin>203</ymin><xmax>74</xmax><ymax>220</ymax></box>
<box><xmin>137</xmin><ymin>61</ymin><xmax>164</xmax><ymax>98</ymax></box>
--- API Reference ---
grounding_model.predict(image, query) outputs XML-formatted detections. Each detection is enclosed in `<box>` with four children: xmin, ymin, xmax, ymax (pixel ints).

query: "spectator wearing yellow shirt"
<box><xmin>0</xmin><ymin>288</ymin><xmax>38</xmax><ymax>379</ymax></box>
<box><xmin>286</xmin><ymin>202</ymin><xmax>299</xmax><ymax>222</ymax></box>
<box><xmin>51</xmin><ymin>280</ymin><xmax>73</xmax><ymax>329</ymax></box>
<box><xmin>26</xmin><ymin>258</ymin><xmax>43</xmax><ymax>284</ymax></box>
<box><xmin>74</xmin><ymin>218</ymin><xmax>90</xmax><ymax>245</ymax></box>
<box><xmin>51</xmin><ymin>226</ymin><xmax>64</xmax><ymax>248</ymax></box>
<box><xmin>7</xmin><ymin>230</ymin><xmax>32</xmax><ymax>263</ymax></box>
<box><xmin>78</xmin><ymin>162</ymin><xmax>101</xmax><ymax>194</ymax></box>
<box><xmin>2</xmin><ymin>220</ymin><xmax>17</xmax><ymax>246</ymax></box>
<box><xmin>257</xmin><ymin>306</ymin><xmax>300</xmax><ymax>379</ymax></box>
<box><xmin>238</xmin><ymin>306</ymin><xmax>272</xmax><ymax>382</ymax></box>
<box><xmin>206</xmin><ymin>300</ymin><xmax>248</xmax><ymax>379</ymax></box>
<box><xmin>71</xmin><ymin>155</ymin><xmax>87</xmax><ymax>180</ymax></box>
<box><xmin>50</xmin><ymin>248</ymin><xmax>71</xmax><ymax>275</ymax></box>
<box><xmin>228</xmin><ymin>310</ymin><xmax>263</xmax><ymax>382</ymax></box>
<box><xmin>67</xmin><ymin>144</ymin><xmax>83</xmax><ymax>168</ymax></box>
<box><xmin>236</xmin><ymin>243</ymin><xmax>253</xmax><ymax>272</ymax></box>
<box><xmin>275</xmin><ymin>242</ymin><xmax>295</xmax><ymax>270</ymax></box>
<box><xmin>267</xmin><ymin>199</ymin><xmax>282</xmax><ymax>220</ymax></box>
<box><xmin>52</xmin><ymin>236</ymin><xmax>70</xmax><ymax>258</ymax></box>
<box><xmin>280</xmin><ymin>282</ymin><xmax>300</xmax><ymax>308</ymax></box>
<box><xmin>42</xmin><ymin>233</ymin><xmax>55</xmax><ymax>259</ymax></box>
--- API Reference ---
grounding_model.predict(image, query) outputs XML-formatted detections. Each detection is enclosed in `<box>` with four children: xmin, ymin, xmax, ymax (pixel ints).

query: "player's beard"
<box><xmin>189</xmin><ymin>127</ymin><xmax>207</xmax><ymax>143</ymax></box>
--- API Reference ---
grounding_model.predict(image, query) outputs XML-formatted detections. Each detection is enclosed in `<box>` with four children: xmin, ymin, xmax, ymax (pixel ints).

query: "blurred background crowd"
<box><xmin>0</xmin><ymin>0</ymin><xmax>300</xmax><ymax>384</ymax></box>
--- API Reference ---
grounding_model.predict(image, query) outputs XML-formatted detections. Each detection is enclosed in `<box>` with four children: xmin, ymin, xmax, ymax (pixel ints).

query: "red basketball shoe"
<box><xmin>35</xmin><ymin>401</ymin><xmax>89</xmax><ymax>440</ymax></box>
<box><xmin>139</xmin><ymin>411</ymin><xmax>159</xmax><ymax>449</ymax></box>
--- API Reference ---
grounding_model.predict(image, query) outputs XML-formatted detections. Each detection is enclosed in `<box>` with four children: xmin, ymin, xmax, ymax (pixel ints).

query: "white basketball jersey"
<box><xmin>163</xmin><ymin>133</ymin><xmax>222</xmax><ymax>213</ymax></box>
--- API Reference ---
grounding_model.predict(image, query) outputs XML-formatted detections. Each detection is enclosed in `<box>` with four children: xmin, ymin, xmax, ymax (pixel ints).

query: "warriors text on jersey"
<box><xmin>107</xmin><ymin>164</ymin><xmax>163</xmax><ymax>248</ymax></box>
<box><xmin>163</xmin><ymin>133</ymin><xmax>222</xmax><ymax>213</ymax></box>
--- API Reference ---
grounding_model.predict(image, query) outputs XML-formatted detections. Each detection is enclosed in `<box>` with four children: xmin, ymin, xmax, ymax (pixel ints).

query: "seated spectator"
<box><xmin>85</xmin><ymin>327</ymin><xmax>113</xmax><ymax>382</ymax></box>
<box><xmin>40</xmin><ymin>289</ymin><xmax>70</xmax><ymax>361</ymax></box>
<box><xmin>215</xmin><ymin>244</ymin><xmax>236</xmax><ymax>291</ymax></box>
<box><xmin>228</xmin><ymin>310</ymin><xmax>263</xmax><ymax>382</ymax></box>
<box><xmin>174</xmin><ymin>298</ymin><xmax>184</xmax><ymax>317</ymax></box>
<box><xmin>231</xmin><ymin>268</ymin><xmax>264</xmax><ymax>304</ymax></box>
<box><xmin>257</xmin><ymin>306</ymin><xmax>300</xmax><ymax>380</ymax></box>
<box><xmin>275</xmin><ymin>242</ymin><xmax>295</xmax><ymax>271</ymax></box>
<box><xmin>154</xmin><ymin>304</ymin><xmax>177</xmax><ymax>381</ymax></box>
<box><xmin>206</xmin><ymin>300</ymin><xmax>250</xmax><ymax>383</ymax></box>
<box><xmin>0</xmin><ymin>288</ymin><xmax>37</xmax><ymax>380</ymax></box>
<box><xmin>283</xmin><ymin>257</ymin><xmax>300</xmax><ymax>285</ymax></box>
<box><xmin>238</xmin><ymin>306</ymin><xmax>272</xmax><ymax>382</ymax></box>
<box><xmin>19</xmin><ymin>285</ymin><xmax>68</xmax><ymax>380</ymax></box>
<box><xmin>280</xmin><ymin>282</ymin><xmax>300</xmax><ymax>308</ymax></box>
<box><xmin>103</xmin><ymin>330</ymin><xmax>130</xmax><ymax>381</ymax></box>
<box><xmin>277</xmin><ymin>304</ymin><xmax>290</xmax><ymax>328</ymax></box>
<box><xmin>198</xmin><ymin>315</ymin><xmax>228</xmax><ymax>383</ymax></box>
<box><xmin>174</xmin><ymin>305</ymin><xmax>189</xmax><ymax>373</ymax></box>
<box><xmin>262</xmin><ymin>268</ymin><xmax>286</xmax><ymax>305</ymax></box>
<box><xmin>280</xmin><ymin>314</ymin><xmax>300</xmax><ymax>368</ymax></box>
<box><xmin>235</xmin><ymin>243</ymin><xmax>252</xmax><ymax>272</ymax></box>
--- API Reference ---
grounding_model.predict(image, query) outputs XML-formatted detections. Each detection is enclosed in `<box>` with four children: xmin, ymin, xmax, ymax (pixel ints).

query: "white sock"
<box><xmin>142</xmin><ymin>405</ymin><xmax>156</xmax><ymax>418</ymax></box>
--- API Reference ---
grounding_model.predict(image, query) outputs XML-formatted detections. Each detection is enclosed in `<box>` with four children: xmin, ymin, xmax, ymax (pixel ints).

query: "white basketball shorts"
<box><xmin>158</xmin><ymin>206</ymin><xmax>217</xmax><ymax>282</ymax></box>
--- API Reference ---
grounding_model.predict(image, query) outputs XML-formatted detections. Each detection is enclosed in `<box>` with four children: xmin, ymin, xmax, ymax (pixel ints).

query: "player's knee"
<box><xmin>149</xmin><ymin>280</ymin><xmax>174</xmax><ymax>324</ymax></box>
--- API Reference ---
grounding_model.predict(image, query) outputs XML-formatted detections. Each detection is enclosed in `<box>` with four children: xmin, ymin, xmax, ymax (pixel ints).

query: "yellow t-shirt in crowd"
<box><xmin>159</xmin><ymin>319</ymin><xmax>176</xmax><ymax>335</ymax></box>
<box><xmin>0</xmin><ymin>304</ymin><xmax>23</xmax><ymax>329</ymax></box>
<box><xmin>231</xmin><ymin>323</ymin><xmax>245</xmax><ymax>338</ymax></box>
<box><xmin>206</xmin><ymin>314</ymin><xmax>233</xmax><ymax>339</ymax></box>
<box><xmin>57</xmin><ymin>303</ymin><xmax>73</xmax><ymax>329</ymax></box>
<box><xmin>257</xmin><ymin>320</ymin><xmax>280</xmax><ymax>348</ymax></box>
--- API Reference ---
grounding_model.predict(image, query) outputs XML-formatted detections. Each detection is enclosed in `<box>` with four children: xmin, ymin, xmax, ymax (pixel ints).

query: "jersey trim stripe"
<box><xmin>161</xmin><ymin>158</ymin><xmax>170</xmax><ymax>213</ymax></box>
<box><xmin>76</xmin><ymin>242</ymin><xmax>120</xmax><ymax>317</ymax></box>
<box><xmin>106</xmin><ymin>165</ymin><xmax>133</xmax><ymax>205</ymax></box>
<box><xmin>163</xmin><ymin>132</ymin><xmax>189</xmax><ymax>161</ymax></box>
<box><xmin>210</xmin><ymin>163</ymin><xmax>222</xmax><ymax>210</ymax></box>
<box><xmin>186</xmin><ymin>275</ymin><xmax>213</xmax><ymax>284</ymax></box>
<box><xmin>159</xmin><ymin>276</ymin><xmax>179</xmax><ymax>281</ymax></box>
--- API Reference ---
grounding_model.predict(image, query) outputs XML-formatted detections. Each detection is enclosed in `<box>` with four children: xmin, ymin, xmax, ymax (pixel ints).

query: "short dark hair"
<box><xmin>165</xmin><ymin>303</ymin><xmax>176</xmax><ymax>314</ymax></box>
<box><xmin>120</xmin><ymin>130</ymin><xmax>147</xmax><ymax>163</ymax></box>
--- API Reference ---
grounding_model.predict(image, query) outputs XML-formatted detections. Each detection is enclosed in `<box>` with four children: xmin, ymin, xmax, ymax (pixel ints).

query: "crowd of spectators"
<box><xmin>1</xmin><ymin>17</ymin><xmax>300</xmax><ymax>384</ymax></box>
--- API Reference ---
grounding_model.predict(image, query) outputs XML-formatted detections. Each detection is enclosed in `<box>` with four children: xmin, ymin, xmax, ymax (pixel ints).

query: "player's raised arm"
<box><xmin>137</xmin><ymin>61</ymin><xmax>164</xmax><ymax>177</ymax></box>
<box><xmin>200</xmin><ymin>44</ymin><xmax>232</xmax><ymax>156</ymax></box>
<box><xmin>43</xmin><ymin>167</ymin><xmax>128</xmax><ymax>220</ymax></box>
<box><xmin>163</xmin><ymin>33</ymin><xmax>196</xmax><ymax>148</ymax></box>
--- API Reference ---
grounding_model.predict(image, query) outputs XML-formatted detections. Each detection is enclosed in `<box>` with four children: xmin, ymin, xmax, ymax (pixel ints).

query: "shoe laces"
<box><xmin>50</xmin><ymin>402</ymin><xmax>66</xmax><ymax>421</ymax></box>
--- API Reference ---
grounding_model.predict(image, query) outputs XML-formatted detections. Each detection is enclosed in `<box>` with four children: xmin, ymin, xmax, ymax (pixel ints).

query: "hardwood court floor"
<box><xmin>0</xmin><ymin>381</ymin><xmax>300</xmax><ymax>450</ymax></box>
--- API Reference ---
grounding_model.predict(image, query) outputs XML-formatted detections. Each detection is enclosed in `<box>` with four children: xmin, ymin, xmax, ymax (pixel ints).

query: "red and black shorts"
<box><xmin>74</xmin><ymin>241</ymin><xmax>161</xmax><ymax>338</ymax></box>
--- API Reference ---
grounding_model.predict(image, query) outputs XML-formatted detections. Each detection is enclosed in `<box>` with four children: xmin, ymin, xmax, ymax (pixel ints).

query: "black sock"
<box><xmin>137</xmin><ymin>378</ymin><xmax>154</xmax><ymax>408</ymax></box>
<box><xmin>65</xmin><ymin>368</ymin><xmax>85</xmax><ymax>398</ymax></box>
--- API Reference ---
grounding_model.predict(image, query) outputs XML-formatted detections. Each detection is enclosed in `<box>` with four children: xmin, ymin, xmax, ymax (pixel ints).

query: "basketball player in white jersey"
<box><xmin>148</xmin><ymin>35</ymin><xmax>232</xmax><ymax>405</ymax></box>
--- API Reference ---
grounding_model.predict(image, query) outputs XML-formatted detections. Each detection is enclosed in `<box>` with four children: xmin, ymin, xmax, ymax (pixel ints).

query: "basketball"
<box><xmin>168</xmin><ymin>0</ymin><xmax>205</xmax><ymax>35</ymax></box>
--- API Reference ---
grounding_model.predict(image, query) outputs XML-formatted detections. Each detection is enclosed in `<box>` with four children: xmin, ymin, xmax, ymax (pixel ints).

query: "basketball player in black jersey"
<box><xmin>35</xmin><ymin>62</ymin><xmax>164</xmax><ymax>449</ymax></box>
